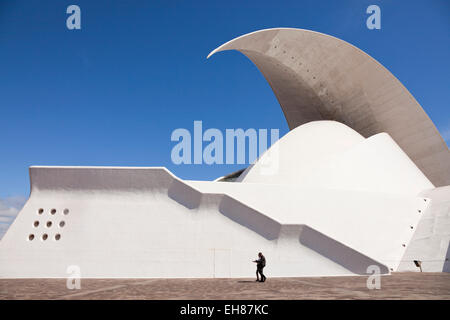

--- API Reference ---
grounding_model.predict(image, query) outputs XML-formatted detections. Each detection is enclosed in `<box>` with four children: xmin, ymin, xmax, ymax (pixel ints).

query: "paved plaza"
<box><xmin>0</xmin><ymin>273</ymin><xmax>449</xmax><ymax>300</ymax></box>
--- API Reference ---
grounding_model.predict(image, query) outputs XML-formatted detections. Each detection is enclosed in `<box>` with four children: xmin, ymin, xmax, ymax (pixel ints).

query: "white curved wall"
<box><xmin>238</xmin><ymin>120</ymin><xmax>364</xmax><ymax>183</ymax></box>
<box><xmin>240</xmin><ymin>121</ymin><xmax>434</xmax><ymax>196</ymax></box>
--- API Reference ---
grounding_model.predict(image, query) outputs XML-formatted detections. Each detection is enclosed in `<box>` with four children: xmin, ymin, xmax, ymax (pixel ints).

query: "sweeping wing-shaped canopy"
<box><xmin>208</xmin><ymin>28</ymin><xmax>450</xmax><ymax>187</ymax></box>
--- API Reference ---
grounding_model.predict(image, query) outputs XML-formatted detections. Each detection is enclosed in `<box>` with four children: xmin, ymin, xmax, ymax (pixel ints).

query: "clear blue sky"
<box><xmin>0</xmin><ymin>0</ymin><xmax>449</xmax><ymax>198</ymax></box>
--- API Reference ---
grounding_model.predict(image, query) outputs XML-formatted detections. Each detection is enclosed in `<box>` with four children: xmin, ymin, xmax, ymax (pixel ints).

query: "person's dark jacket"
<box><xmin>256</xmin><ymin>255</ymin><xmax>266</xmax><ymax>269</ymax></box>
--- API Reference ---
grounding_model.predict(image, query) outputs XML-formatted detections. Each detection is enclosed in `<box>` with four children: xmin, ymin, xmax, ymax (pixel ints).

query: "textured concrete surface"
<box><xmin>208</xmin><ymin>28</ymin><xmax>450</xmax><ymax>187</ymax></box>
<box><xmin>0</xmin><ymin>273</ymin><xmax>449</xmax><ymax>300</ymax></box>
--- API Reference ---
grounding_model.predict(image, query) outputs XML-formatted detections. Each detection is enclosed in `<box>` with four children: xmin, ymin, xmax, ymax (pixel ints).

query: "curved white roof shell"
<box><xmin>237</xmin><ymin>121</ymin><xmax>433</xmax><ymax>196</ymax></box>
<box><xmin>208</xmin><ymin>28</ymin><xmax>450</xmax><ymax>187</ymax></box>
<box><xmin>237</xmin><ymin>120</ymin><xmax>365</xmax><ymax>184</ymax></box>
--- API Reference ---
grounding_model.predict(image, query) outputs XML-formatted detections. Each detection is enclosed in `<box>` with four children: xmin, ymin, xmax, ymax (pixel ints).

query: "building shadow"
<box><xmin>443</xmin><ymin>241</ymin><xmax>450</xmax><ymax>272</ymax></box>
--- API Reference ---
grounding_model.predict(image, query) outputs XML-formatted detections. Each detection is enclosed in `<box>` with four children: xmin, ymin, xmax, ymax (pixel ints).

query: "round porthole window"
<box><xmin>54</xmin><ymin>234</ymin><xmax>61</xmax><ymax>241</ymax></box>
<box><xmin>28</xmin><ymin>234</ymin><xmax>35</xmax><ymax>241</ymax></box>
<box><xmin>38</xmin><ymin>208</ymin><xmax>44</xmax><ymax>215</ymax></box>
<box><xmin>46</xmin><ymin>221</ymin><xmax>52</xmax><ymax>228</ymax></box>
<box><xmin>63</xmin><ymin>209</ymin><xmax>69</xmax><ymax>215</ymax></box>
<box><xmin>59</xmin><ymin>221</ymin><xmax>65</xmax><ymax>228</ymax></box>
<box><xmin>42</xmin><ymin>234</ymin><xmax>48</xmax><ymax>241</ymax></box>
<box><xmin>33</xmin><ymin>221</ymin><xmax>39</xmax><ymax>228</ymax></box>
<box><xmin>50</xmin><ymin>209</ymin><xmax>56</xmax><ymax>215</ymax></box>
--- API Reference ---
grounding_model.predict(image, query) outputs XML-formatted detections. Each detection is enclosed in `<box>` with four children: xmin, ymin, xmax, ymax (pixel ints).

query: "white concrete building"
<box><xmin>0</xmin><ymin>28</ymin><xmax>448</xmax><ymax>278</ymax></box>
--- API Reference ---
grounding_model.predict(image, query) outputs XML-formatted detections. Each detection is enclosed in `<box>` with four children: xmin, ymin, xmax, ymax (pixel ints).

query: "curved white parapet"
<box><xmin>208</xmin><ymin>28</ymin><xmax>450</xmax><ymax>187</ymax></box>
<box><xmin>237</xmin><ymin>121</ymin><xmax>365</xmax><ymax>183</ymax></box>
<box><xmin>238</xmin><ymin>121</ymin><xmax>434</xmax><ymax>196</ymax></box>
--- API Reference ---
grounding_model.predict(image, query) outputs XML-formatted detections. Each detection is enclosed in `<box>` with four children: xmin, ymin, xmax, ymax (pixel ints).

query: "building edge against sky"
<box><xmin>0</xmin><ymin>28</ymin><xmax>448</xmax><ymax>278</ymax></box>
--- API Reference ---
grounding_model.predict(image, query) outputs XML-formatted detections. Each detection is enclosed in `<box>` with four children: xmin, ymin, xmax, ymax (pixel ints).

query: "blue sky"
<box><xmin>0</xmin><ymin>0</ymin><xmax>449</xmax><ymax>203</ymax></box>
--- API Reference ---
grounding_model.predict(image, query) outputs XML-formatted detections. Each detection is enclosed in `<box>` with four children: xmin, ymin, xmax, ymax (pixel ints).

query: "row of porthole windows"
<box><xmin>33</xmin><ymin>220</ymin><xmax>65</xmax><ymax>228</ymax></box>
<box><xmin>30</xmin><ymin>207</ymin><xmax>69</xmax><ymax>242</ymax></box>
<box><xmin>395</xmin><ymin>205</ymin><xmax>425</xmax><ymax>260</ymax></box>
<box><xmin>28</xmin><ymin>233</ymin><xmax>61</xmax><ymax>241</ymax></box>
<box><xmin>38</xmin><ymin>208</ymin><xmax>69</xmax><ymax>215</ymax></box>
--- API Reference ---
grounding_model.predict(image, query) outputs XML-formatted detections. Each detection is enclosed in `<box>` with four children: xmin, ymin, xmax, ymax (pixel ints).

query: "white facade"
<box><xmin>0</xmin><ymin>121</ymin><xmax>443</xmax><ymax>278</ymax></box>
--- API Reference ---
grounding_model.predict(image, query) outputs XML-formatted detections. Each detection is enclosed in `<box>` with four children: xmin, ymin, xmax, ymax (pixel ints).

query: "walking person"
<box><xmin>253</xmin><ymin>252</ymin><xmax>266</xmax><ymax>282</ymax></box>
